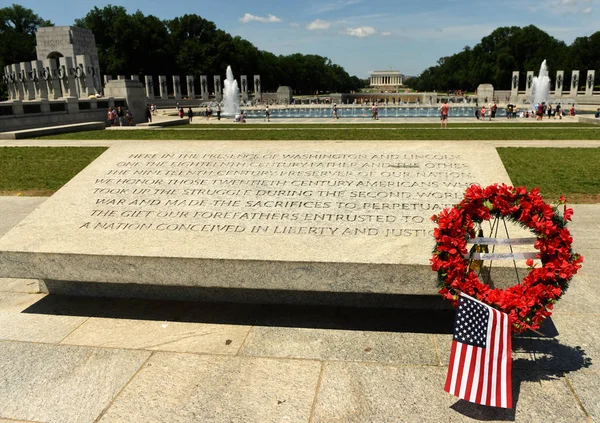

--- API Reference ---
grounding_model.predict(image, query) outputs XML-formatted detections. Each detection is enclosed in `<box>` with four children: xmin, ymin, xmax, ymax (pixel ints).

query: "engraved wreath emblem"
<box><xmin>431</xmin><ymin>184</ymin><xmax>583</xmax><ymax>333</ymax></box>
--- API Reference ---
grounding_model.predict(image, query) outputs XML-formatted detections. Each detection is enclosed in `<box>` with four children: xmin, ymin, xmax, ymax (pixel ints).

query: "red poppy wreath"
<box><xmin>431</xmin><ymin>183</ymin><xmax>583</xmax><ymax>333</ymax></box>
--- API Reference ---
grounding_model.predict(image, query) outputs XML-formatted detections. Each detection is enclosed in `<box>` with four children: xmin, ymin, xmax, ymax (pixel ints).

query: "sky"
<box><xmin>7</xmin><ymin>0</ymin><xmax>599</xmax><ymax>78</ymax></box>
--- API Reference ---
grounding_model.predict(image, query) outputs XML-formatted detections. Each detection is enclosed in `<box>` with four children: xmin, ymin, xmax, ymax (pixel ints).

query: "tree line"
<box><xmin>0</xmin><ymin>4</ymin><xmax>364</xmax><ymax>97</ymax></box>
<box><xmin>407</xmin><ymin>25</ymin><xmax>600</xmax><ymax>92</ymax></box>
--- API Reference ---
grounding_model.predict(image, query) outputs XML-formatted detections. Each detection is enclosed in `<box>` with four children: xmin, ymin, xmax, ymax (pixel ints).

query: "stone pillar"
<box><xmin>158</xmin><ymin>75</ymin><xmax>168</xmax><ymax>99</ymax></box>
<box><xmin>21</xmin><ymin>62</ymin><xmax>36</xmax><ymax>100</ymax></box>
<box><xmin>253</xmin><ymin>75</ymin><xmax>261</xmax><ymax>101</ymax></box>
<box><xmin>145</xmin><ymin>76</ymin><xmax>154</xmax><ymax>99</ymax></box>
<box><xmin>131</xmin><ymin>75</ymin><xmax>139</xmax><ymax>81</ymax></box>
<box><xmin>32</xmin><ymin>61</ymin><xmax>48</xmax><ymax>100</ymax></box>
<box><xmin>104</xmin><ymin>75</ymin><xmax>113</xmax><ymax>84</ymax></box>
<box><xmin>186</xmin><ymin>75</ymin><xmax>195</xmax><ymax>99</ymax></box>
<box><xmin>585</xmin><ymin>70</ymin><xmax>595</xmax><ymax>97</ymax></box>
<box><xmin>214</xmin><ymin>75</ymin><xmax>222</xmax><ymax>101</ymax></box>
<box><xmin>200</xmin><ymin>75</ymin><xmax>208</xmax><ymax>101</ymax></box>
<box><xmin>525</xmin><ymin>71</ymin><xmax>534</xmax><ymax>97</ymax></box>
<box><xmin>4</xmin><ymin>66</ymin><xmax>16</xmax><ymax>100</ymax></box>
<box><xmin>12</xmin><ymin>64</ymin><xmax>25</xmax><ymax>100</ymax></box>
<box><xmin>555</xmin><ymin>70</ymin><xmax>564</xmax><ymax>97</ymax></box>
<box><xmin>103</xmin><ymin>79</ymin><xmax>148</xmax><ymax>125</ymax></box>
<box><xmin>241</xmin><ymin>75</ymin><xmax>248</xmax><ymax>101</ymax></box>
<box><xmin>58</xmin><ymin>57</ymin><xmax>77</xmax><ymax>98</ymax></box>
<box><xmin>75</xmin><ymin>55</ymin><xmax>96</xmax><ymax>98</ymax></box>
<box><xmin>43</xmin><ymin>59</ymin><xmax>62</xmax><ymax>100</ymax></box>
<box><xmin>511</xmin><ymin>71</ymin><xmax>519</xmax><ymax>98</ymax></box>
<box><xmin>173</xmin><ymin>75</ymin><xmax>181</xmax><ymax>100</ymax></box>
<box><xmin>570</xmin><ymin>70</ymin><xmax>579</xmax><ymax>97</ymax></box>
<box><xmin>117</xmin><ymin>75</ymin><xmax>126</xmax><ymax>80</ymax></box>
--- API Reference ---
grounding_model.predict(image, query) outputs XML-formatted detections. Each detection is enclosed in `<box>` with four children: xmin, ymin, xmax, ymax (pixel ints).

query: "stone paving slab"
<box><xmin>61</xmin><ymin>317</ymin><xmax>251</xmax><ymax>354</ymax></box>
<box><xmin>0</xmin><ymin>341</ymin><xmax>150</xmax><ymax>423</ymax></box>
<box><xmin>535</xmin><ymin>314</ymin><xmax>600</xmax><ymax>372</ymax></box>
<box><xmin>0</xmin><ymin>197</ymin><xmax>47</xmax><ymax>237</ymax></box>
<box><xmin>0</xmin><ymin>278</ymin><xmax>39</xmax><ymax>293</ymax></box>
<box><xmin>98</xmin><ymin>353</ymin><xmax>321</xmax><ymax>423</ymax></box>
<box><xmin>241</xmin><ymin>327</ymin><xmax>439</xmax><ymax>365</ymax></box>
<box><xmin>312</xmin><ymin>362</ymin><xmax>589</xmax><ymax>423</ymax></box>
<box><xmin>566</xmin><ymin>370</ymin><xmax>600</xmax><ymax>423</ymax></box>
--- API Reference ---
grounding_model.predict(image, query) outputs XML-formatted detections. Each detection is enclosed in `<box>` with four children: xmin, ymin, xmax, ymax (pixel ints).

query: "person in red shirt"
<box><xmin>440</xmin><ymin>100</ymin><xmax>449</xmax><ymax>128</ymax></box>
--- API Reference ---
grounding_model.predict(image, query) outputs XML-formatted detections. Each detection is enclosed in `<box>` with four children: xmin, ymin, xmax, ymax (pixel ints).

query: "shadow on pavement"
<box><xmin>22</xmin><ymin>293</ymin><xmax>456</xmax><ymax>334</ymax></box>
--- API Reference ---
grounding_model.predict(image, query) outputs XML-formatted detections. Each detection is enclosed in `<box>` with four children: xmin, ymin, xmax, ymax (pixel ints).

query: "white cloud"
<box><xmin>289</xmin><ymin>22</ymin><xmax>300</xmax><ymax>27</ymax></box>
<box><xmin>239</xmin><ymin>13</ymin><xmax>282</xmax><ymax>24</ymax></box>
<box><xmin>582</xmin><ymin>6</ymin><xmax>593</xmax><ymax>12</ymax></box>
<box><xmin>381</xmin><ymin>31</ymin><xmax>392</xmax><ymax>36</ymax></box>
<box><xmin>340</xmin><ymin>26</ymin><xmax>377</xmax><ymax>38</ymax></box>
<box><xmin>307</xmin><ymin>19</ymin><xmax>331</xmax><ymax>30</ymax></box>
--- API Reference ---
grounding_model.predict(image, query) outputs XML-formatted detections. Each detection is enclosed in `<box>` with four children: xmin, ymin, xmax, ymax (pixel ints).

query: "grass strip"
<box><xmin>497</xmin><ymin>147</ymin><xmax>600</xmax><ymax>203</ymax></box>
<box><xmin>39</xmin><ymin>127</ymin><xmax>600</xmax><ymax>141</ymax></box>
<box><xmin>0</xmin><ymin>147</ymin><xmax>107</xmax><ymax>195</ymax></box>
<box><xmin>1</xmin><ymin>146</ymin><xmax>599</xmax><ymax>202</ymax></box>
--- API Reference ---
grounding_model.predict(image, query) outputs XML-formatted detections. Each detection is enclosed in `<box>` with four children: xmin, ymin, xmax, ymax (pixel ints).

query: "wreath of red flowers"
<box><xmin>431</xmin><ymin>183</ymin><xmax>583</xmax><ymax>333</ymax></box>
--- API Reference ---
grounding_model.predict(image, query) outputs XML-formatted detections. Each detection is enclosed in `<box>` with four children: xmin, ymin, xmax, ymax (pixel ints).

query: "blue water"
<box><xmin>240</xmin><ymin>106</ymin><xmax>508</xmax><ymax>119</ymax></box>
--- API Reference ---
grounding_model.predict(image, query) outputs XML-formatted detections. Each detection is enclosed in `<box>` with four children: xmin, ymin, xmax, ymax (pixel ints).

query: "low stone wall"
<box><xmin>0</xmin><ymin>121</ymin><xmax>105</xmax><ymax>140</ymax></box>
<box><xmin>0</xmin><ymin>98</ymin><xmax>125</xmax><ymax>132</ymax></box>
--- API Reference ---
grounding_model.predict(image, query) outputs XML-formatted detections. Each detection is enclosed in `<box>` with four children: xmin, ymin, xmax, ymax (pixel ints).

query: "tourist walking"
<box><xmin>332</xmin><ymin>104</ymin><xmax>339</xmax><ymax>119</ymax></box>
<box><xmin>217</xmin><ymin>104</ymin><xmax>221</xmax><ymax>120</ymax></box>
<box><xmin>555</xmin><ymin>104</ymin><xmax>562</xmax><ymax>119</ymax></box>
<box><xmin>107</xmin><ymin>107</ymin><xmax>115</xmax><ymax>126</ymax></box>
<box><xmin>440</xmin><ymin>100</ymin><xmax>449</xmax><ymax>128</ymax></box>
<box><xmin>491</xmin><ymin>102</ymin><xmax>497</xmax><ymax>118</ymax></box>
<box><xmin>125</xmin><ymin>109</ymin><xmax>134</xmax><ymax>125</ymax></box>
<box><xmin>145</xmin><ymin>104</ymin><xmax>152</xmax><ymax>123</ymax></box>
<box><xmin>265</xmin><ymin>105</ymin><xmax>270</xmax><ymax>122</ymax></box>
<box><xmin>536</xmin><ymin>103</ymin><xmax>544</xmax><ymax>121</ymax></box>
<box><xmin>116</xmin><ymin>106</ymin><xmax>125</xmax><ymax>126</ymax></box>
<box><xmin>547</xmin><ymin>104</ymin><xmax>553</xmax><ymax>119</ymax></box>
<box><xmin>188</xmin><ymin>107</ymin><xmax>193</xmax><ymax>122</ymax></box>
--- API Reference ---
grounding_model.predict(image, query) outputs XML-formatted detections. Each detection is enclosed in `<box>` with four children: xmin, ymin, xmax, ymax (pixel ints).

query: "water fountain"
<box><xmin>222</xmin><ymin>65</ymin><xmax>240</xmax><ymax>116</ymax></box>
<box><xmin>531</xmin><ymin>60</ymin><xmax>551</xmax><ymax>106</ymax></box>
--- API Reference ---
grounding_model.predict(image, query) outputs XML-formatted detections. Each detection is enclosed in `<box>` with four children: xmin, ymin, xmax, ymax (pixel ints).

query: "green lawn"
<box><xmin>0</xmin><ymin>147</ymin><xmax>107</xmax><ymax>195</ymax></box>
<box><xmin>1</xmin><ymin>142</ymin><xmax>600</xmax><ymax>202</ymax></box>
<box><xmin>37</xmin><ymin>122</ymin><xmax>600</xmax><ymax>141</ymax></box>
<box><xmin>497</xmin><ymin>147</ymin><xmax>600</xmax><ymax>203</ymax></box>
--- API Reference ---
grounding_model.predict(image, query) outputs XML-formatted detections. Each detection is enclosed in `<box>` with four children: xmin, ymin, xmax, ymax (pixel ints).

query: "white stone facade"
<box><xmin>369</xmin><ymin>71</ymin><xmax>403</xmax><ymax>90</ymax></box>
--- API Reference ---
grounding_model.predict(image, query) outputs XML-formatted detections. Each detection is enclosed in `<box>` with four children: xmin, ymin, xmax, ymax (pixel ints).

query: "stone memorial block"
<box><xmin>104</xmin><ymin>79</ymin><xmax>147</xmax><ymax>125</ymax></box>
<box><xmin>241</xmin><ymin>75</ymin><xmax>248</xmax><ymax>101</ymax></box>
<box><xmin>511</xmin><ymin>71</ymin><xmax>519</xmax><ymax>98</ymax></box>
<box><xmin>200</xmin><ymin>75</ymin><xmax>208</xmax><ymax>101</ymax></box>
<box><xmin>0</xmin><ymin>141</ymin><xmax>520</xmax><ymax>305</ymax></box>
<box><xmin>42</xmin><ymin>59</ymin><xmax>62</xmax><ymax>100</ymax></box>
<box><xmin>131</xmin><ymin>75</ymin><xmax>139</xmax><ymax>81</ymax></box>
<box><xmin>525</xmin><ymin>71</ymin><xmax>534</xmax><ymax>97</ymax></box>
<box><xmin>158</xmin><ymin>75</ymin><xmax>168</xmax><ymax>99</ymax></box>
<box><xmin>585</xmin><ymin>70</ymin><xmax>595</xmax><ymax>97</ymax></box>
<box><xmin>3</xmin><ymin>65</ymin><xmax>16</xmax><ymax>100</ymax></box>
<box><xmin>104</xmin><ymin>75</ymin><xmax>113</xmax><ymax>84</ymax></box>
<box><xmin>570</xmin><ymin>70</ymin><xmax>579</xmax><ymax>96</ymax></box>
<box><xmin>12</xmin><ymin>63</ymin><xmax>25</xmax><ymax>100</ymax></box>
<box><xmin>75</xmin><ymin>55</ymin><xmax>96</xmax><ymax>97</ymax></box>
<box><xmin>145</xmin><ymin>75</ymin><xmax>154</xmax><ymax>99</ymax></box>
<box><xmin>214</xmin><ymin>75</ymin><xmax>222</xmax><ymax>101</ymax></box>
<box><xmin>31</xmin><ymin>60</ymin><xmax>48</xmax><ymax>100</ymax></box>
<box><xmin>173</xmin><ymin>76</ymin><xmax>182</xmax><ymax>100</ymax></box>
<box><xmin>58</xmin><ymin>56</ymin><xmax>77</xmax><ymax>98</ymax></box>
<box><xmin>276</xmin><ymin>86</ymin><xmax>292</xmax><ymax>105</ymax></box>
<box><xmin>476</xmin><ymin>84</ymin><xmax>494</xmax><ymax>103</ymax></box>
<box><xmin>22</xmin><ymin>62</ymin><xmax>36</xmax><ymax>100</ymax></box>
<box><xmin>254</xmin><ymin>74</ymin><xmax>261</xmax><ymax>100</ymax></box>
<box><xmin>186</xmin><ymin>75</ymin><xmax>195</xmax><ymax>99</ymax></box>
<box><xmin>555</xmin><ymin>70</ymin><xmax>564</xmax><ymax>97</ymax></box>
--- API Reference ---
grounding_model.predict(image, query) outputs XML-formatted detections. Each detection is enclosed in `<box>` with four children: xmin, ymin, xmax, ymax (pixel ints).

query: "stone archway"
<box><xmin>47</xmin><ymin>51</ymin><xmax>63</xmax><ymax>70</ymax></box>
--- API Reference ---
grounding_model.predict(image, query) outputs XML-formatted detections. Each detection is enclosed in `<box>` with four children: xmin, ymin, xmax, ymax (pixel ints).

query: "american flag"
<box><xmin>444</xmin><ymin>293</ymin><xmax>513</xmax><ymax>408</ymax></box>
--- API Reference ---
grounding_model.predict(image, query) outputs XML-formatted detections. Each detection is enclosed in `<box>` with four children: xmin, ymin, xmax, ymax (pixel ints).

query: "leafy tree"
<box><xmin>0</xmin><ymin>4</ymin><xmax>53</xmax><ymax>98</ymax></box>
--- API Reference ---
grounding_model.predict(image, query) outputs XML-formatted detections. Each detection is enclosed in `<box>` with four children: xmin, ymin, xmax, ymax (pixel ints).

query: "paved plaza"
<box><xmin>0</xmin><ymin>139</ymin><xmax>599</xmax><ymax>422</ymax></box>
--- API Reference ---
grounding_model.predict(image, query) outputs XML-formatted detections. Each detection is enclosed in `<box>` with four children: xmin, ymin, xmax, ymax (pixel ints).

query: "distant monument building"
<box><xmin>369</xmin><ymin>70</ymin><xmax>404</xmax><ymax>91</ymax></box>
